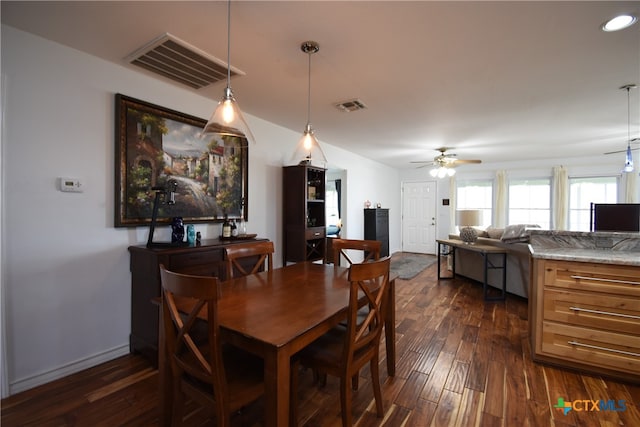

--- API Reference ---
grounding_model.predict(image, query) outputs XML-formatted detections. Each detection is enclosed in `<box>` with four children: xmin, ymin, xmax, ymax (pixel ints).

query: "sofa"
<box><xmin>447</xmin><ymin>224</ymin><xmax>538</xmax><ymax>299</ymax></box>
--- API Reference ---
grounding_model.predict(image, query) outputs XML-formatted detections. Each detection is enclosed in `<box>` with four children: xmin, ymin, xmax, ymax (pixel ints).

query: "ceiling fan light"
<box><xmin>431</xmin><ymin>166</ymin><xmax>455</xmax><ymax>178</ymax></box>
<box><xmin>602</xmin><ymin>14</ymin><xmax>637</xmax><ymax>32</ymax></box>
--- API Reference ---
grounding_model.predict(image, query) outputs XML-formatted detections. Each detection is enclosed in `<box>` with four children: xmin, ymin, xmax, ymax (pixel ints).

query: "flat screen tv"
<box><xmin>591</xmin><ymin>203</ymin><xmax>640</xmax><ymax>232</ymax></box>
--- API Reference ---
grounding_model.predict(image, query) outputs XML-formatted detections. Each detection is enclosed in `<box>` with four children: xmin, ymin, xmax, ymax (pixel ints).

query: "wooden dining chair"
<box><xmin>331</xmin><ymin>238</ymin><xmax>381</xmax><ymax>266</ymax></box>
<box><xmin>292</xmin><ymin>257</ymin><xmax>391</xmax><ymax>427</ymax></box>
<box><xmin>224</xmin><ymin>241</ymin><xmax>274</xmax><ymax>280</ymax></box>
<box><xmin>159</xmin><ymin>265</ymin><xmax>264</xmax><ymax>427</ymax></box>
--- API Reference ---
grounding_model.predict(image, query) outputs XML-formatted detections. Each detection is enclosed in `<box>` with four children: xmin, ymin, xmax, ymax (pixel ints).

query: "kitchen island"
<box><xmin>528</xmin><ymin>230</ymin><xmax>639</xmax><ymax>383</ymax></box>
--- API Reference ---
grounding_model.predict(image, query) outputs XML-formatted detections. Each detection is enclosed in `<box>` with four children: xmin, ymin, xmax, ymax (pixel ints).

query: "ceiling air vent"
<box><xmin>125</xmin><ymin>33</ymin><xmax>245</xmax><ymax>89</ymax></box>
<box><xmin>335</xmin><ymin>99</ymin><xmax>367</xmax><ymax>112</ymax></box>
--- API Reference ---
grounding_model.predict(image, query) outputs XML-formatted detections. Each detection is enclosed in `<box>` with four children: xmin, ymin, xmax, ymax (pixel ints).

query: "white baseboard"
<box><xmin>9</xmin><ymin>344</ymin><xmax>130</xmax><ymax>395</ymax></box>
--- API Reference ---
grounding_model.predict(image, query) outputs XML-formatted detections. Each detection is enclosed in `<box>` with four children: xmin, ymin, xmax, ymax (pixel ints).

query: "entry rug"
<box><xmin>390</xmin><ymin>253</ymin><xmax>437</xmax><ymax>280</ymax></box>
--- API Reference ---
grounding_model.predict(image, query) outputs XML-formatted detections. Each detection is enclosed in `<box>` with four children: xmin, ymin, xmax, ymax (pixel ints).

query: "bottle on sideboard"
<box><xmin>222</xmin><ymin>216</ymin><xmax>231</xmax><ymax>238</ymax></box>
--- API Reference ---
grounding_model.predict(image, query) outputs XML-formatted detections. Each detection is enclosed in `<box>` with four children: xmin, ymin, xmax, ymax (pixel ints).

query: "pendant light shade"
<box><xmin>623</xmin><ymin>144</ymin><xmax>634</xmax><ymax>173</ymax></box>
<box><xmin>621</xmin><ymin>84</ymin><xmax>637</xmax><ymax>173</ymax></box>
<box><xmin>292</xmin><ymin>41</ymin><xmax>327</xmax><ymax>166</ymax></box>
<box><xmin>202</xmin><ymin>0</ymin><xmax>255</xmax><ymax>145</ymax></box>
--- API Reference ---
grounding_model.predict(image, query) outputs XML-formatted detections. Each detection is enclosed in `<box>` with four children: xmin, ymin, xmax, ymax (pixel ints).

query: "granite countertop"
<box><xmin>528</xmin><ymin>230</ymin><xmax>640</xmax><ymax>267</ymax></box>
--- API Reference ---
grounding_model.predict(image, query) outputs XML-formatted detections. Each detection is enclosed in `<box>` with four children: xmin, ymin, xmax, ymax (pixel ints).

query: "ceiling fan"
<box><xmin>411</xmin><ymin>147</ymin><xmax>482</xmax><ymax>169</ymax></box>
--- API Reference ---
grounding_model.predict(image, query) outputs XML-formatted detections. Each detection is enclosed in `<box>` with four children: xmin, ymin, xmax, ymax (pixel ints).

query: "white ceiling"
<box><xmin>2</xmin><ymin>1</ymin><xmax>639</xmax><ymax>169</ymax></box>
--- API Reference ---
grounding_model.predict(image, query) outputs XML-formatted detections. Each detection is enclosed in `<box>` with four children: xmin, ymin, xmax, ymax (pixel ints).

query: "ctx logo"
<box><xmin>554</xmin><ymin>397</ymin><xmax>627</xmax><ymax>415</ymax></box>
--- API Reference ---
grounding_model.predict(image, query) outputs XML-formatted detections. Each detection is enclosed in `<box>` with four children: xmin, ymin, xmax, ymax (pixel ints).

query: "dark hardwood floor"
<box><xmin>2</xmin><ymin>257</ymin><xmax>639</xmax><ymax>426</ymax></box>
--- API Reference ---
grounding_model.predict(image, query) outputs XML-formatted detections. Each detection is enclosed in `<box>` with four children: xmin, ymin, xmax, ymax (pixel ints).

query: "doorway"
<box><xmin>402</xmin><ymin>181</ymin><xmax>437</xmax><ymax>254</ymax></box>
<box><xmin>326</xmin><ymin>168</ymin><xmax>346</xmax><ymax>236</ymax></box>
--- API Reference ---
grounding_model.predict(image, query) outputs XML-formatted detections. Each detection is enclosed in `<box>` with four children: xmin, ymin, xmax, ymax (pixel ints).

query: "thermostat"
<box><xmin>59</xmin><ymin>177</ymin><xmax>83</xmax><ymax>193</ymax></box>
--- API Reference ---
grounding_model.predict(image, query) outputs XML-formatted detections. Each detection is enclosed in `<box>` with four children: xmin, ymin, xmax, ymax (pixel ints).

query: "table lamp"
<box><xmin>456</xmin><ymin>209</ymin><xmax>482</xmax><ymax>244</ymax></box>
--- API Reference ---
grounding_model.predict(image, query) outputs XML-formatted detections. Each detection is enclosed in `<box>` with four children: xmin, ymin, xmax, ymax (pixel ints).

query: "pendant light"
<box><xmin>621</xmin><ymin>84</ymin><xmax>637</xmax><ymax>173</ymax></box>
<box><xmin>202</xmin><ymin>0</ymin><xmax>255</xmax><ymax>144</ymax></box>
<box><xmin>292</xmin><ymin>41</ymin><xmax>327</xmax><ymax>166</ymax></box>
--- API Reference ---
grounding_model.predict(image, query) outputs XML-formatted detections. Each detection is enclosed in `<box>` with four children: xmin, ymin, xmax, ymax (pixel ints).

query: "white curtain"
<box><xmin>624</xmin><ymin>172</ymin><xmax>639</xmax><ymax>203</ymax></box>
<box><xmin>494</xmin><ymin>170</ymin><xmax>507</xmax><ymax>227</ymax></box>
<box><xmin>449</xmin><ymin>175</ymin><xmax>457</xmax><ymax>234</ymax></box>
<box><xmin>553</xmin><ymin>165</ymin><xmax>568</xmax><ymax>230</ymax></box>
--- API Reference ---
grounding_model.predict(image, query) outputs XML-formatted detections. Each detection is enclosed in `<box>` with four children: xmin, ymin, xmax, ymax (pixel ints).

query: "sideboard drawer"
<box><xmin>170</xmin><ymin>250</ymin><xmax>223</xmax><ymax>270</ymax></box>
<box><xmin>543</xmin><ymin>288</ymin><xmax>640</xmax><ymax>335</ymax></box>
<box><xmin>541</xmin><ymin>320</ymin><xmax>640</xmax><ymax>375</ymax></box>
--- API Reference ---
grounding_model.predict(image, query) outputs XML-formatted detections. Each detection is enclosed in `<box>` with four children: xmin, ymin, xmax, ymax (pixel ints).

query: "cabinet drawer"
<box><xmin>169</xmin><ymin>250</ymin><xmax>223</xmax><ymax>269</ymax></box>
<box><xmin>542</xmin><ymin>260</ymin><xmax>640</xmax><ymax>297</ymax></box>
<box><xmin>543</xmin><ymin>289</ymin><xmax>640</xmax><ymax>334</ymax></box>
<box><xmin>541</xmin><ymin>320</ymin><xmax>640</xmax><ymax>375</ymax></box>
<box><xmin>305</xmin><ymin>228</ymin><xmax>325</xmax><ymax>240</ymax></box>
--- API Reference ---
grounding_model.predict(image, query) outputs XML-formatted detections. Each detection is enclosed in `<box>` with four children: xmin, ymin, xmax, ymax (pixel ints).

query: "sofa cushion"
<box><xmin>501</xmin><ymin>224</ymin><xmax>540</xmax><ymax>243</ymax></box>
<box><xmin>486</xmin><ymin>227</ymin><xmax>504</xmax><ymax>239</ymax></box>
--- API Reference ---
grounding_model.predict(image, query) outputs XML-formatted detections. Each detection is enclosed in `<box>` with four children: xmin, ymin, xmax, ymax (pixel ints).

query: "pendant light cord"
<box><xmin>226</xmin><ymin>0</ymin><xmax>231</xmax><ymax>88</ymax></box>
<box><xmin>627</xmin><ymin>86</ymin><xmax>631</xmax><ymax>148</ymax></box>
<box><xmin>307</xmin><ymin>51</ymin><xmax>312</xmax><ymax>125</ymax></box>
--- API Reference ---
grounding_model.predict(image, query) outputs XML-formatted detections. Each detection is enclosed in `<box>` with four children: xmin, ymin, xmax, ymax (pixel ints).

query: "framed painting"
<box><xmin>115</xmin><ymin>94</ymin><xmax>248</xmax><ymax>227</ymax></box>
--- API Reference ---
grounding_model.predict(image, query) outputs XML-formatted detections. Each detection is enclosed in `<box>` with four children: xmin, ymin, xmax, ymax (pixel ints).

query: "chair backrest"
<box><xmin>159</xmin><ymin>265</ymin><xmax>230</xmax><ymax>417</ymax></box>
<box><xmin>344</xmin><ymin>257</ymin><xmax>391</xmax><ymax>364</ymax></box>
<box><xmin>224</xmin><ymin>241</ymin><xmax>274</xmax><ymax>280</ymax></box>
<box><xmin>332</xmin><ymin>238</ymin><xmax>381</xmax><ymax>267</ymax></box>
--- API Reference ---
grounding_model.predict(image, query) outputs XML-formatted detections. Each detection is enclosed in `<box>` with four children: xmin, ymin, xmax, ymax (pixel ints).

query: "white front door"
<box><xmin>402</xmin><ymin>181</ymin><xmax>437</xmax><ymax>254</ymax></box>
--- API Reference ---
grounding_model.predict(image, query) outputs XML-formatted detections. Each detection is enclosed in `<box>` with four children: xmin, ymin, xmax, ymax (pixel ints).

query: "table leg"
<box><xmin>437</xmin><ymin>243</ymin><xmax>455</xmax><ymax>280</ymax></box>
<box><xmin>385</xmin><ymin>278</ymin><xmax>396</xmax><ymax>376</ymax></box>
<box><xmin>437</xmin><ymin>243</ymin><xmax>442</xmax><ymax>278</ymax></box>
<box><xmin>483</xmin><ymin>253</ymin><xmax>507</xmax><ymax>301</ymax></box>
<box><xmin>483</xmin><ymin>253</ymin><xmax>489</xmax><ymax>298</ymax></box>
<box><xmin>263</xmin><ymin>349</ymin><xmax>290</xmax><ymax>427</ymax></box>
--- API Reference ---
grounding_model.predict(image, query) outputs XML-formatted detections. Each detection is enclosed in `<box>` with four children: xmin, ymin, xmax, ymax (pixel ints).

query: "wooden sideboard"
<box><xmin>128</xmin><ymin>238</ymin><xmax>268</xmax><ymax>364</ymax></box>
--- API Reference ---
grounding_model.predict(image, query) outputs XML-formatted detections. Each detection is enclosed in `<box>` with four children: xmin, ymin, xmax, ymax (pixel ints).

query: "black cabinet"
<box><xmin>364</xmin><ymin>208</ymin><xmax>389</xmax><ymax>257</ymax></box>
<box><xmin>283</xmin><ymin>165</ymin><xmax>326</xmax><ymax>263</ymax></box>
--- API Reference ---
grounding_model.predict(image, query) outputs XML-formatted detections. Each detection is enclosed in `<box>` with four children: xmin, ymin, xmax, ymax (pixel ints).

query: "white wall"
<box><xmin>0</xmin><ymin>25</ymin><xmax>400</xmax><ymax>395</ymax></box>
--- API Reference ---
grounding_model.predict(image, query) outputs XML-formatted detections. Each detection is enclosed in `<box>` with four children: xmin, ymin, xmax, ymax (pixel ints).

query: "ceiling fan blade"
<box><xmin>410</xmin><ymin>160</ymin><xmax>435</xmax><ymax>164</ymax></box>
<box><xmin>604</xmin><ymin>147</ymin><xmax>640</xmax><ymax>155</ymax></box>
<box><xmin>452</xmin><ymin>159</ymin><xmax>482</xmax><ymax>164</ymax></box>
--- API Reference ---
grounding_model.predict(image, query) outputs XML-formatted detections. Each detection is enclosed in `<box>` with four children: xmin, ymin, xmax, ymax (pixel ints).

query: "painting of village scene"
<box><xmin>115</xmin><ymin>94</ymin><xmax>248</xmax><ymax>227</ymax></box>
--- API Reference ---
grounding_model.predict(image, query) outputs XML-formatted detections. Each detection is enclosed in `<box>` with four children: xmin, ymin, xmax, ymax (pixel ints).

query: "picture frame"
<box><xmin>115</xmin><ymin>94</ymin><xmax>248</xmax><ymax>227</ymax></box>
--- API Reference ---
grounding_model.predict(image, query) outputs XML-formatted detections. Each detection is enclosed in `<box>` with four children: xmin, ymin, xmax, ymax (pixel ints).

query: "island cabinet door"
<box><xmin>531</xmin><ymin>258</ymin><xmax>640</xmax><ymax>382</ymax></box>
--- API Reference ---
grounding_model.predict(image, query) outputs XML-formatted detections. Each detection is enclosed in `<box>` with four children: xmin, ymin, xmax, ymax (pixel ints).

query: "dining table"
<box><xmin>158</xmin><ymin>261</ymin><xmax>397</xmax><ymax>427</ymax></box>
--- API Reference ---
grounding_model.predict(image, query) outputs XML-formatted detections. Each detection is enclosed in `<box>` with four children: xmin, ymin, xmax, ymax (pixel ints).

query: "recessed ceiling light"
<box><xmin>601</xmin><ymin>14</ymin><xmax>637</xmax><ymax>32</ymax></box>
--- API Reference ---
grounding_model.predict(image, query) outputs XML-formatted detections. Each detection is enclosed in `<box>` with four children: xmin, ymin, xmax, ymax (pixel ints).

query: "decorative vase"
<box><xmin>171</xmin><ymin>217</ymin><xmax>184</xmax><ymax>243</ymax></box>
<box><xmin>460</xmin><ymin>226</ymin><xmax>478</xmax><ymax>244</ymax></box>
<box><xmin>186</xmin><ymin>224</ymin><xmax>196</xmax><ymax>245</ymax></box>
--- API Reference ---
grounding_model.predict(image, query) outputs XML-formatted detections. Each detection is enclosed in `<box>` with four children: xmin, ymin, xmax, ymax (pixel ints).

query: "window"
<box><xmin>457</xmin><ymin>180</ymin><xmax>492</xmax><ymax>227</ymax></box>
<box><xmin>508</xmin><ymin>178</ymin><xmax>550</xmax><ymax>228</ymax></box>
<box><xmin>569</xmin><ymin>176</ymin><xmax>618</xmax><ymax>231</ymax></box>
